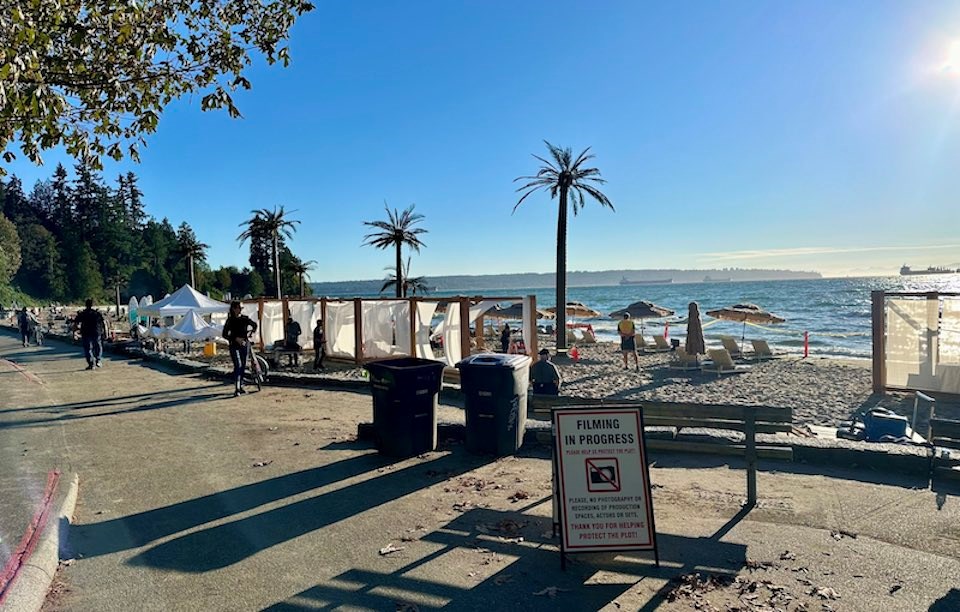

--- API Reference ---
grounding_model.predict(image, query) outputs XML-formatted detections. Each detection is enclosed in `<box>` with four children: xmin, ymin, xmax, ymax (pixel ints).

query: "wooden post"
<box><xmin>354</xmin><ymin>298</ymin><xmax>363</xmax><ymax>365</ymax></box>
<box><xmin>744</xmin><ymin>408</ymin><xmax>757</xmax><ymax>508</ymax></box>
<box><xmin>459</xmin><ymin>297</ymin><xmax>471</xmax><ymax>360</ymax></box>
<box><xmin>871</xmin><ymin>291</ymin><xmax>886</xmax><ymax>394</ymax></box>
<box><xmin>321</xmin><ymin>297</ymin><xmax>328</xmax><ymax>355</ymax></box>
<box><xmin>475</xmin><ymin>313</ymin><xmax>485</xmax><ymax>350</ymax></box>
<box><xmin>529</xmin><ymin>294</ymin><xmax>538</xmax><ymax>357</ymax></box>
<box><xmin>409</xmin><ymin>297</ymin><xmax>418</xmax><ymax>357</ymax></box>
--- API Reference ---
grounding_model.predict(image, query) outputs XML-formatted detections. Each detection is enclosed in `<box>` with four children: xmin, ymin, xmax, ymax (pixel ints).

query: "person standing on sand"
<box><xmin>73</xmin><ymin>299</ymin><xmax>107</xmax><ymax>369</ymax></box>
<box><xmin>222</xmin><ymin>300</ymin><xmax>258</xmax><ymax>397</ymax></box>
<box><xmin>500</xmin><ymin>323</ymin><xmax>511</xmax><ymax>353</ymax></box>
<box><xmin>313</xmin><ymin>319</ymin><xmax>326</xmax><ymax>370</ymax></box>
<box><xmin>618</xmin><ymin>312</ymin><xmax>639</xmax><ymax>371</ymax></box>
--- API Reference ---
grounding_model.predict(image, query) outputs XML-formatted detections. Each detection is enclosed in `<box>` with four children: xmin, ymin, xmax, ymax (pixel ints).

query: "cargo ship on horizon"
<box><xmin>900</xmin><ymin>265</ymin><xmax>957</xmax><ymax>276</ymax></box>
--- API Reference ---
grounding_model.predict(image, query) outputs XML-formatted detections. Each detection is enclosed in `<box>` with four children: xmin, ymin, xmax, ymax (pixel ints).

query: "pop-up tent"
<box><xmin>138</xmin><ymin>284</ymin><xmax>229</xmax><ymax>317</ymax></box>
<box><xmin>165</xmin><ymin>310</ymin><xmax>223</xmax><ymax>341</ymax></box>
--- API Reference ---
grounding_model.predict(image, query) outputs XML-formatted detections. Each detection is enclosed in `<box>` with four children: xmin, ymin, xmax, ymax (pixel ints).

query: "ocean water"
<box><xmin>430</xmin><ymin>275</ymin><xmax>960</xmax><ymax>359</ymax></box>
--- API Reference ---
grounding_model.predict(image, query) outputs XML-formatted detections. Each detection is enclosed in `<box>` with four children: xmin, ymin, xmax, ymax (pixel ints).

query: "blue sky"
<box><xmin>6</xmin><ymin>0</ymin><xmax>960</xmax><ymax>279</ymax></box>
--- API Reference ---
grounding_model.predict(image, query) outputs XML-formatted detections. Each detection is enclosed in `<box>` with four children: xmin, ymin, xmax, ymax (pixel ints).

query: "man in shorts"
<box><xmin>618</xmin><ymin>313</ymin><xmax>639</xmax><ymax>371</ymax></box>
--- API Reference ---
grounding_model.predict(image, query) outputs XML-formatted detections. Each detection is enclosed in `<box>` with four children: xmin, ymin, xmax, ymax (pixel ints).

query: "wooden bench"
<box><xmin>929</xmin><ymin>417</ymin><xmax>960</xmax><ymax>483</ymax></box>
<box><xmin>530</xmin><ymin>395</ymin><xmax>793</xmax><ymax>507</ymax></box>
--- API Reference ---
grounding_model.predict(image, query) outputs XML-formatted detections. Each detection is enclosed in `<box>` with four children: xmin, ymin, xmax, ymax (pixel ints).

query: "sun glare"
<box><xmin>942</xmin><ymin>40</ymin><xmax>960</xmax><ymax>74</ymax></box>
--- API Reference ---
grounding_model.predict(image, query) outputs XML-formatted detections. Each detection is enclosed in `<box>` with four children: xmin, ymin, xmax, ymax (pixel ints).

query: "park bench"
<box><xmin>530</xmin><ymin>395</ymin><xmax>793</xmax><ymax>507</ymax></box>
<box><xmin>929</xmin><ymin>417</ymin><xmax>960</xmax><ymax>483</ymax></box>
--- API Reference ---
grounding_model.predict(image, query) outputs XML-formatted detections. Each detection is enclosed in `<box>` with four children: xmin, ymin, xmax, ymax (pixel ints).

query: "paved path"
<box><xmin>1</xmin><ymin>331</ymin><xmax>959</xmax><ymax>611</ymax></box>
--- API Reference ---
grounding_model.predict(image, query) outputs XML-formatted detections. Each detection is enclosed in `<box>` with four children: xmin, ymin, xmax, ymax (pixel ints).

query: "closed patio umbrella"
<box><xmin>486</xmin><ymin>303</ymin><xmax>555</xmax><ymax>320</ymax></box>
<box><xmin>706</xmin><ymin>303</ymin><xmax>785</xmax><ymax>344</ymax></box>
<box><xmin>685</xmin><ymin>302</ymin><xmax>706</xmax><ymax>356</ymax></box>
<box><xmin>609</xmin><ymin>300</ymin><xmax>675</xmax><ymax>335</ymax></box>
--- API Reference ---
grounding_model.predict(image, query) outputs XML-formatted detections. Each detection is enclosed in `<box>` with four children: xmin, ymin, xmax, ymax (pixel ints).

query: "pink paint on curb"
<box><xmin>0</xmin><ymin>470</ymin><xmax>61</xmax><ymax>606</ymax></box>
<box><xmin>0</xmin><ymin>358</ymin><xmax>43</xmax><ymax>385</ymax></box>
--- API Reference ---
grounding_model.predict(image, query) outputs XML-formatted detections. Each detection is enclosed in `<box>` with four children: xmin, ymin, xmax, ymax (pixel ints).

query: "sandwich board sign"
<box><xmin>552</xmin><ymin>405</ymin><xmax>658</xmax><ymax>568</ymax></box>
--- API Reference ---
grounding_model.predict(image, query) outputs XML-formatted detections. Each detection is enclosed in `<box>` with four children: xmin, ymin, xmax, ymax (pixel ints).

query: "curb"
<box><xmin>1</xmin><ymin>474</ymin><xmax>79</xmax><ymax>612</ymax></box>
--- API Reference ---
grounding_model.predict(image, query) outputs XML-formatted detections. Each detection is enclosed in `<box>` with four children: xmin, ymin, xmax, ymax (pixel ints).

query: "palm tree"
<box><xmin>380</xmin><ymin>258</ymin><xmax>430</xmax><ymax>297</ymax></box>
<box><xmin>179</xmin><ymin>235</ymin><xmax>209</xmax><ymax>288</ymax></box>
<box><xmin>238</xmin><ymin>206</ymin><xmax>300</xmax><ymax>299</ymax></box>
<box><xmin>362</xmin><ymin>203</ymin><xmax>428</xmax><ymax>298</ymax></box>
<box><xmin>514</xmin><ymin>141</ymin><xmax>613</xmax><ymax>351</ymax></box>
<box><xmin>289</xmin><ymin>257</ymin><xmax>317</xmax><ymax>297</ymax></box>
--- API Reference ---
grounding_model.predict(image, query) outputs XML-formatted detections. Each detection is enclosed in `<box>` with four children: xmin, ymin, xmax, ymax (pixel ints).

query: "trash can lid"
<box><xmin>456</xmin><ymin>353</ymin><xmax>532</xmax><ymax>369</ymax></box>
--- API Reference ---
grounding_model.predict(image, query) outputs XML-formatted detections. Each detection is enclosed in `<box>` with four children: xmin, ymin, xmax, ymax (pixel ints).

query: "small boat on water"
<box><xmin>703</xmin><ymin>276</ymin><xmax>731</xmax><ymax>283</ymax></box>
<box><xmin>900</xmin><ymin>265</ymin><xmax>957</xmax><ymax>276</ymax></box>
<box><xmin>619</xmin><ymin>276</ymin><xmax>672</xmax><ymax>285</ymax></box>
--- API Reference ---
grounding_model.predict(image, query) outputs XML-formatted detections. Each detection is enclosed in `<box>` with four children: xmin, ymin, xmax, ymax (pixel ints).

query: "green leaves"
<box><xmin>0</xmin><ymin>0</ymin><xmax>314</xmax><ymax>175</ymax></box>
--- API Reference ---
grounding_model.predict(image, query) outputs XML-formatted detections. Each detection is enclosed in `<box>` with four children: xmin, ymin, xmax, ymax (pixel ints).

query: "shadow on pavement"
<box><xmin>263</xmin><ymin>506</ymin><xmax>747</xmax><ymax>611</ymax></box>
<box><xmin>0</xmin><ymin>385</ymin><xmax>213</xmax><ymax>414</ymax></box>
<box><xmin>125</xmin><ymin>451</ymin><xmax>489</xmax><ymax>572</ymax></box>
<box><xmin>930</xmin><ymin>588</ymin><xmax>960</xmax><ymax>611</ymax></box>
<box><xmin>73</xmin><ymin>453</ymin><xmax>391</xmax><ymax>558</ymax></box>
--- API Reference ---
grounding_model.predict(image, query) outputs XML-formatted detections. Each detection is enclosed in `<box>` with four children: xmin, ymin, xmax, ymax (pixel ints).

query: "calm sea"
<box><xmin>426</xmin><ymin>275</ymin><xmax>960</xmax><ymax>359</ymax></box>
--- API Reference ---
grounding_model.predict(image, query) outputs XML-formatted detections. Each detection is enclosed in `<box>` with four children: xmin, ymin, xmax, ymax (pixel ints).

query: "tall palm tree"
<box><xmin>238</xmin><ymin>206</ymin><xmax>300</xmax><ymax>299</ymax></box>
<box><xmin>362</xmin><ymin>203</ymin><xmax>428</xmax><ymax>298</ymax></box>
<box><xmin>290</xmin><ymin>257</ymin><xmax>317</xmax><ymax>297</ymax></box>
<box><xmin>380</xmin><ymin>258</ymin><xmax>430</xmax><ymax>297</ymax></box>
<box><xmin>179</xmin><ymin>235</ymin><xmax>209</xmax><ymax>288</ymax></box>
<box><xmin>514</xmin><ymin>141</ymin><xmax>613</xmax><ymax>351</ymax></box>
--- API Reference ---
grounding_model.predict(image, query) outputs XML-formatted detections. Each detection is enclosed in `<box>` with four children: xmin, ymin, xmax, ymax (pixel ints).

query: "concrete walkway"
<box><xmin>1</xmin><ymin>332</ymin><xmax>959</xmax><ymax>611</ymax></box>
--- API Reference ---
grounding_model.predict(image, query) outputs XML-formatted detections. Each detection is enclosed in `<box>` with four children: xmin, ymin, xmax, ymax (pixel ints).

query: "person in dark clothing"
<box><xmin>17</xmin><ymin>308</ymin><xmax>32</xmax><ymax>347</ymax></box>
<box><xmin>284</xmin><ymin>316</ymin><xmax>302</xmax><ymax>366</ymax></box>
<box><xmin>500</xmin><ymin>323</ymin><xmax>511</xmax><ymax>353</ymax></box>
<box><xmin>530</xmin><ymin>348</ymin><xmax>563</xmax><ymax>395</ymax></box>
<box><xmin>222</xmin><ymin>300</ymin><xmax>258</xmax><ymax>397</ymax></box>
<box><xmin>73</xmin><ymin>299</ymin><xmax>107</xmax><ymax>369</ymax></box>
<box><xmin>313</xmin><ymin>319</ymin><xmax>326</xmax><ymax>370</ymax></box>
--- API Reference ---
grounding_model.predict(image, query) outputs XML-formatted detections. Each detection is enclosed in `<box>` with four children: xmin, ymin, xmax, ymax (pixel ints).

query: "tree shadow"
<box><xmin>262</xmin><ymin>506</ymin><xmax>748</xmax><ymax>611</ymax></box>
<box><xmin>0</xmin><ymin>386</ymin><xmax>213</xmax><ymax>414</ymax></box>
<box><xmin>125</xmin><ymin>452</ymin><xmax>490</xmax><ymax>573</ymax></box>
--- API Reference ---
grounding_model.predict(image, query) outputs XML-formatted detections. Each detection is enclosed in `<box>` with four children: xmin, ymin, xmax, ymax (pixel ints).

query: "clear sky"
<box><xmin>6</xmin><ymin>0</ymin><xmax>960</xmax><ymax>280</ymax></box>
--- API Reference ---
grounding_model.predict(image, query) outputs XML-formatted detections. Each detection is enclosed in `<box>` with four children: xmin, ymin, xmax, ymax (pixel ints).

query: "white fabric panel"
<box><xmin>522</xmin><ymin>296</ymin><xmax>535</xmax><ymax>356</ymax></box>
<box><xmin>416</xmin><ymin>302</ymin><xmax>438</xmax><ymax>359</ymax></box>
<box><xmin>432</xmin><ymin>300</ymin><xmax>498</xmax><ymax>337</ymax></box>
<box><xmin>442</xmin><ymin>302</ymin><xmax>462</xmax><ymax>367</ymax></box>
<box><xmin>937</xmin><ymin>298</ymin><xmax>960</xmax><ymax>393</ymax></box>
<box><xmin>325</xmin><ymin>301</ymin><xmax>355</xmax><ymax>359</ymax></box>
<box><xmin>885</xmin><ymin>298</ymin><xmax>937</xmax><ymax>390</ymax></box>
<box><xmin>261</xmin><ymin>301</ymin><xmax>285</xmax><ymax>349</ymax></box>
<box><xmin>240</xmin><ymin>302</ymin><xmax>259</xmax><ymax>343</ymax></box>
<box><xmin>288</xmin><ymin>301</ymin><xmax>316</xmax><ymax>350</ymax></box>
<box><xmin>362</xmin><ymin>301</ymin><xmax>410</xmax><ymax>358</ymax></box>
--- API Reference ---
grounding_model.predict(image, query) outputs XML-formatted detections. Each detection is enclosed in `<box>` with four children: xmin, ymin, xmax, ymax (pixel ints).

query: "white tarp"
<box><xmin>937</xmin><ymin>298</ymin><xmax>960</xmax><ymax>393</ymax></box>
<box><xmin>261</xmin><ymin>301</ymin><xmax>285</xmax><ymax>349</ymax></box>
<box><xmin>362</xmin><ymin>300</ymin><xmax>410</xmax><ymax>358</ymax></box>
<box><xmin>415</xmin><ymin>302</ymin><xmax>438</xmax><ymax>359</ymax></box>
<box><xmin>442</xmin><ymin>302</ymin><xmax>463</xmax><ymax>367</ymax></box>
<box><xmin>325</xmin><ymin>301</ymin><xmax>356</xmax><ymax>359</ymax></box>
<box><xmin>288</xmin><ymin>300</ymin><xmax>319</xmax><ymax>350</ymax></box>
<box><xmin>885</xmin><ymin>297</ymin><xmax>938</xmax><ymax>391</ymax></box>
<box><xmin>165</xmin><ymin>310</ymin><xmax>223</xmax><ymax>341</ymax></box>
<box><xmin>433</xmin><ymin>300</ymin><xmax>499</xmax><ymax>337</ymax></box>
<box><xmin>138</xmin><ymin>285</ymin><xmax>229</xmax><ymax>317</ymax></box>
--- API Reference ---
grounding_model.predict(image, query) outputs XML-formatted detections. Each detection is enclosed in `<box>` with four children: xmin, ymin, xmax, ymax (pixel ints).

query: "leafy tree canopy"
<box><xmin>1</xmin><ymin>0</ymin><xmax>314</xmax><ymax>173</ymax></box>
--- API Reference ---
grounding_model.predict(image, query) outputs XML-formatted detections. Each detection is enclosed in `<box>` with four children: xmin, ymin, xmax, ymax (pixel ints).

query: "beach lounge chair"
<box><xmin>702</xmin><ymin>348</ymin><xmax>751</xmax><ymax>375</ymax></box>
<box><xmin>652</xmin><ymin>335</ymin><xmax>672</xmax><ymax>352</ymax></box>
<box><xmin>581</xmin><ymin>328</ymin><xmax>597</xmax><ymax>344</ymax></box>
<box><xmin>566</xmin><ymin>329</ymin><xmax>578</xmax><ymax>345</ymax></box>
<box><xmin>720</xmin><ymin>336</ymin><xmax>744</xmax><ymax>359</ymax></box>
<box><xmin>750</xmin><ymin>339</ymin><xmax>774</xmax><ymax>361</ymax></box>
<box><xmin>670</xmin><ymin>347</ymin><xmax>701</xmax><ymax>371</ymax></box>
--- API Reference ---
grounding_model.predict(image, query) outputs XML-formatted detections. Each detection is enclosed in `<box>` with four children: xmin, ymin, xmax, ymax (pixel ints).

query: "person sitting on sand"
<box><xmin>618</xmin><ymin>313</ymin><xmax>639</xmax><ymax>372</ymax></box>
<box><xmin>531</xmin><ymin>348</ymin><xmax>562</xmax><ymax>395</ymax></box>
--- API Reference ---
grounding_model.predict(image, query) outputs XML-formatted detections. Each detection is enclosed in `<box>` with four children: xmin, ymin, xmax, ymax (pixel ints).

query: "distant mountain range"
<box><xmin>310</xmin><ymin>268</ymin><xmax>821</xmax><ymax>296</ymax></box>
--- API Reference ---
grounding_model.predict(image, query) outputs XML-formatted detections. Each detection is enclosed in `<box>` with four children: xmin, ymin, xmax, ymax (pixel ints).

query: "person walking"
<box><xmin>222</xmin><ymin>300</ymin><xmax>258</xmax><ymax>397</ymax></box>
<box><xmin>618</xmin><ymin>312</ymin><xmax>639</xmax><ymax>371</ymax></box>
<box><xmin>313</xmin><ymin>319</ymin><xmax>326</xmax><ymax>370</ymax></box>
<box><xmin>74</xmin><ymin>299</ymin><xmax>107</xmax><ymax>369</ymax></box>
<box><xmin>500</xmin><ymin>323</ymin><xmax>511</xmax><ymax>353</ymax></box>
<box><xmin>17</xmin><ymin>307</ymin><xmax>32</xmax><ymax>347</ymax></box>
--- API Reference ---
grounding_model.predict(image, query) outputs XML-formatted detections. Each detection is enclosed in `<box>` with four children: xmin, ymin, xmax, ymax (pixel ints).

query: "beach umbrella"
<box><xmin>485</xmin><ymin>303</ymin><xmax>555</xmax><ymax>320</ymax></box>
<box><xmin>609</xmin><ymin>300</ymin><xmax>675</xmax><ymax>335</ymax></box>
<box><xmin>706</xmin><ymin>303</ymin><xmax>785</xmax><ymax>344</ymax></box>
<box><xmin>685</xmin><ymin>302</ymin><xmax>706</xmax><ymax>356</ymax></box>
<box><xmin>544</xmin><ymin>301</ymin><xmax>602</xmax><ymax>319</ymax></box>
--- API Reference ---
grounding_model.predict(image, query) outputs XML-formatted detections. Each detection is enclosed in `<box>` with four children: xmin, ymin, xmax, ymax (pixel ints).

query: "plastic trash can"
<box><xmin>456</xmin><ymin>353</ymin><xmax>532</xmax><ymax>455</ymax></box>
<box><xmin>364</xmin><ymin>357</ymin><xmax>446</xmax><ymax>457</ymax></box>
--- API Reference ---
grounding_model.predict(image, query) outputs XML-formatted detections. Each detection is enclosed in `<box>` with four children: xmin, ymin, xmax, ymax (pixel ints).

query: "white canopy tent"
<box><xmin>138</xmin><ymin>284</ymin><xmax>229</xmax><ymax>317</ymax></box>
<box><xmin>165</xmin><ymin>310</ymin><xmax>223</xmax><ymax>341</ymax></box>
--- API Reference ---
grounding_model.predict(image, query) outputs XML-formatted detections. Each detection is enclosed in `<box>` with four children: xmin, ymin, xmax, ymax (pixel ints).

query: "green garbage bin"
<box><xmin>364</xmin><ymin>357</ymin><xmax>446</xmax><ymax>457</ymax></box>
<box><xmin>456</xmin><ymin>353</ymin><xmax>532</xmax><ymax>455</ymax></box>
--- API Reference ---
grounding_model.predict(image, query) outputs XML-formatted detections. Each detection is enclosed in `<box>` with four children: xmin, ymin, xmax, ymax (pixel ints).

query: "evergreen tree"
<box><xmin>247</xmin><ymin>269</ymin><xmax>265</xmax><ymax>298</ymax></box>
<box><xmin>69</xmin><ymin>243</ymin><xmax>104</xmax><ymax>300</ymax></box>
<box><xmin>14</xmin><ymin>224</ymin><xmax>66</xmax><ymax>299</ymax></box>
<box><xmin>0</xmin><ymin>213</ymin><xmax>21</xmax><ymax>284</ymax></box>
<box><xmin>3</xmin><ymin>176</ymin><xmax>29</xmax><ymax>224</ymax></box>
